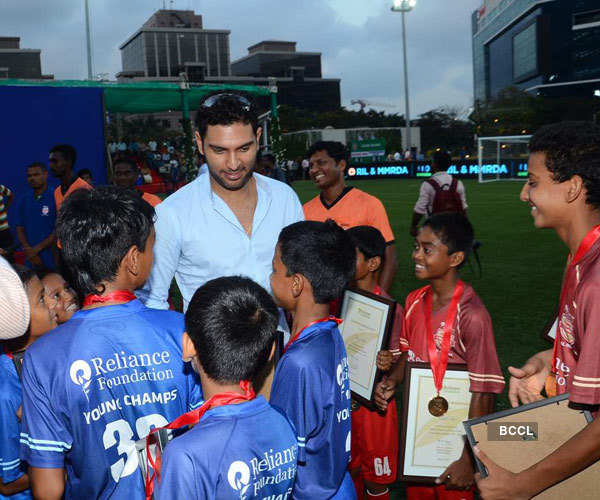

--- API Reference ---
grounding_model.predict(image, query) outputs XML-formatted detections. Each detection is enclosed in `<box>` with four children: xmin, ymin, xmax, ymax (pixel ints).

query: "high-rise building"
<box><xmin>0</xmin><ymin>37</ymin><xmax>53</xmax><ymax>80</ymax></box>
<box><xmin>117</xmin><ymin>11</ymin><xmax>341</xmax><ymax>111</ymax></box>
<box><xmin>472</xmin><ymin>0</ymin><xmax>600</xmax><ymax>102</ymax></box>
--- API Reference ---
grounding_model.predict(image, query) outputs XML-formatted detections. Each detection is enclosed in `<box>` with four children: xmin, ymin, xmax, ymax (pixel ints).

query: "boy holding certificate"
<box><xmin>346</xmin><ymin>226</ymin><xmax>403</xmax><ymax>500</ymax></box>
<box><xmin>269</xmin><ymin>220</ymin><xmax>357</xmax><ymax>499</ymax></box>
<box><xmin>375</xmin><ymin>213</ymin><xmax>504</xmax><ymax>499</ymax></box>
<box><xmin>475</xmin><ymin>123</ymin><xmax>600</xmax><ymax>499</ymax></box>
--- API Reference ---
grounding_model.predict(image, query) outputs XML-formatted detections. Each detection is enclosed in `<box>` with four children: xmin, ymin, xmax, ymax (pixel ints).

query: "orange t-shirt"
<box><xmin>142</xmin><ymin>192</ymin><xmax>162</xmax><ymax>207</ymax></box>
<box><xmin>303</xmin><ymin>187</ymin><xmax>395</xmax><ymax>243</ymax></box>
<box><xmin>54</xmin><ymin>177</ymin><xmax>92</xmax><ymax>210</ymax></box>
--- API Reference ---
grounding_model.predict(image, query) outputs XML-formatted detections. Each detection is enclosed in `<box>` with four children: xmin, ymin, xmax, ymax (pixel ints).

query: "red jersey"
<box><xmin>400</xmin><ymin>283</ymin><xmax>504</xmax><ymax>394</ymax></box>
<box><xmin>553</xmin><ymin>235</ymin><xmax>600</xmax><ymax>405</ymax></box>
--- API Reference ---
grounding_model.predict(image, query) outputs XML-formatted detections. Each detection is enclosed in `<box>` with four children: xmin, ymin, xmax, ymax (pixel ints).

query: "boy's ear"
<box><xmin>182</xmin><ymin>332</ymin><xmax>197</xmax><ymax>362</ymax></box>
<box><xmin>123</xmin><ymin>245</ymin><xmax>140</xmax><ymax>276</ymax></box>
<box><xmin>291</xmin><ymin>273</ymin><xmax>305</xmax><ymax>298</ymax></box>
<box><xmin>449</xmin><ymin>251</ymin><xmax>466</xmax><ymax>269</ymax></box>
<box><xmin>565</xmin><ymin>174</ymin><xmax>585</xmax><ymax>203</ymax></box>
<box><xmin>367</xmin><ymin>256</ymin><xmax>382</xmax><ymax>272</ymax></box>
<box><xmin>267</xmin><ymin>339</ymin><xmax>277</xmax><ymax>362</ymax></box>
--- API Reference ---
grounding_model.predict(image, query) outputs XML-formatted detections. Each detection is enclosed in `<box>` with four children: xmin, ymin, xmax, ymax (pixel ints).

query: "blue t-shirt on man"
<box><xmin>156</xmin><ymin>396</ymin><xmax>297</xmax><ymax>500</ymax></box>
<box><xmin>0</xmin><ymin>354</ymin><xmax>32</xmax><ymax>500</ymax></box>
<box><xmin>14</xmin><ymin>188</ymin><xmax>56</xmax><ymax>269</ymax></box>
<box><xmin>20</xmin><ymin>300</ymin><xmax>203</xmax><ymax>500</ymax></box>
<box><xmin>270</xmin><ymin>320</ymin><xmax>356</xmax><ymax>499</ymax></box>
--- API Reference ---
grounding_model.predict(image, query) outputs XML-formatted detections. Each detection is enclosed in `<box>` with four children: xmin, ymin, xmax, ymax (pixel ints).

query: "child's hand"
<box><xmin>374</xmin><ymin>376</ymin><xmax>396</xmax><ymax>412</ymax></box>
<box><xmin>377</xmin><ymin>350</ymin><xmax>393</xmax><ymax>372</ymax></box>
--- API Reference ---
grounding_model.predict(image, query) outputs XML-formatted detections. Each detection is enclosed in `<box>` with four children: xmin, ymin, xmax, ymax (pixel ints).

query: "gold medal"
<box><xmin>428</xmin><ymin>395</ymin><xmax>448</xmax><ymax>417</ymax></box>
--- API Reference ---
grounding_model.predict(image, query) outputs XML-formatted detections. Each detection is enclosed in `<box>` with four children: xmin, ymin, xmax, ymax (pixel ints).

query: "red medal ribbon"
<box><xmin>284</xmin><ymin>316</ymin><xmax>342</xmax><ymax>353</ymax></box>
<box><xmin>552</xmin><ymin>225</ymin><xmax>600</xmax><ymax>377</ymax></box>
<box><xmin>144</xmin><ymin>380</ymin><xmax>255</xmax><ymax>499</ymax></box>
<box><xmin>425</xmin><ymin>280</ymin><xmax>464</xmax><ymax>396</ymax></box>
<box><xmin>82</xmin><ymin>290</ymin><xmax>137</xmax><ymax>307</ymax></box>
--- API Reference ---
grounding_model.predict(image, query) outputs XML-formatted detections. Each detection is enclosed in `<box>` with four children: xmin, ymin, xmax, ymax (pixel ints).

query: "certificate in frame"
<box><xmin>400</xmin><ymin>362</ymin><xmax>472</xmax><ymax>483</ymax></box>
<box><xmin>541</xmin><ymin>311</ymin><xmax>558</xmax><ymax>343</ymax></box>
<box><xmin>339</xmin><ymin>288</ymin><xmax>396</xmax><ymax>407</ymax></box>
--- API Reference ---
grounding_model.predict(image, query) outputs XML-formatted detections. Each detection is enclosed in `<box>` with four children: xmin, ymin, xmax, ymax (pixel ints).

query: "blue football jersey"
<box><xmin>20</xmin><ymin>300</ymin><xmax>203</xmax><ymax>500</ymax></box>
<box><xmin>0</xmin><ymin>354</ymin><xmax>31</xmax><ymax>500</ymax></box>
<box><xmin>156</xmin><ymin>396</ymin><xmax>297</xmax><ymax>500</ymax></box>
<box><xmin>270</xmin><ymin>320</ymin><xmax>354</xmax><ymax>500</ymax></box>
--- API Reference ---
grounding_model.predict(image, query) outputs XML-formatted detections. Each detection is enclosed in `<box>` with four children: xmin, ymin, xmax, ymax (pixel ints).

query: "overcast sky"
<box><xmin>3</xmin><ymin>0</ymin><xmax>482</xmax><ymax>116</ymax></box>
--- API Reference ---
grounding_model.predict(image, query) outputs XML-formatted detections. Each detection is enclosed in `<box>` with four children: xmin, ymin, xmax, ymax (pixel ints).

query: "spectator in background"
<box><xmin>76</xmin><ymin>169</ymin><xmax>93</xmax><ymax>186</ymax></box>
<box><xmin>410</xmin><ymin>150</ymin><xmax>468</xmax><ymax>237</ymax></box>
<box><xmin>256</xmin><ymin>154</ymin><xmax>275</xmax><ymax>177</ymax></box>
<box><xmin>112</xmin><ymin>158</ymin><xmax>161</xmax><ymax>207</ymax></box>
<box><xmin>14</xmin><ymin>163</ymin><xmax>57</xmax><ymax>271</ymax></box>
<box><xmin>49</xmin><ymin>144</ymin><xmax>91</xmax><ymax>210</ymax></box>
<box><xmin>0</xmin><ymin>184</ymin><xmax>14</xmax><ymax>259</ymax></box>
<box><xmin>304</xmin><ymin>141</ymin><xmax>398</xmax><ymax>292</ymax></box>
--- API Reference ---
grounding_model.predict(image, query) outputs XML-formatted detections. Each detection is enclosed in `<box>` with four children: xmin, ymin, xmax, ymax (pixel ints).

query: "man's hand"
<box><xmin>23</xmin><ymin>246</ymin><xmax>38</xmax><ymax>260</ymax></box>
<box><xmin>376</xmin><ymin>350</ymin><xmax>393</xmax><ymax>372</ymax></box>
<box><xmin>474</xmin><ymin>446</ymin><xmax>532</xmax><ymax>500</ymax></box>
<box><xmin>373</xmin><ymin>376</ymin><xmax>396</xmax><ymax>412</ymax></box>
<box><xmin>436</xmin><ymin>454</ymin><xmax>474</xmax><ymax>490</ymax></box>
<box><xmin>508</xmin><ymin>349</ymin><xmax>552</xmax><ymax>408</ymax></box>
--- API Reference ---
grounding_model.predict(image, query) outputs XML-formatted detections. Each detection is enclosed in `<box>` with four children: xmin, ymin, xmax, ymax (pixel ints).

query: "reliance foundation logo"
<box><xmin>70</xmin><ymin>360</ymin><xmax>92</xmax><ymax>400</ymax></box>
<box><xmin>228</xmin><ymin>461</ymin><xmax>251</xmax><ymax>499</ymax></box>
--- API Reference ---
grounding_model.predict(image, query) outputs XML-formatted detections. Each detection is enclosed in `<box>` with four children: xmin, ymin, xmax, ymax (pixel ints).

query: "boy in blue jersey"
<box><xmin>269</xmin><ymin>220</ymin><xmax>357</xmax><ymax>499</ymax></box>
<box><xmin>20</xmin><ymin>186</ymin><xmax>203</xmax><ymax>500</ymax></box>
<box><xmin>0</xmin><ymin>265</ymin><xmax>58</xmax><ymax>500</ymax></box>
<box><xmin>156</xmin><ymin>276</ymin><xmax>297</xmax><ymax>499</ymax></box>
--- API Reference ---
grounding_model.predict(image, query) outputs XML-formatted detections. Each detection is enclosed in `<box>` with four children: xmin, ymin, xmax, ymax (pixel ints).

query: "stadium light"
<box><xmin>391</xmin><ymin>0</ymin><xmax>416</xmax><ymax>154</ymax></box>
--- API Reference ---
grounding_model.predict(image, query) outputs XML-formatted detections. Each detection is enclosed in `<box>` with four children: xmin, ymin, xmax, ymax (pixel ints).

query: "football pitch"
<box><xmin>294</xmin><ymin>178</ymin><xmax>565</xmax><ymax>498</ymax></box>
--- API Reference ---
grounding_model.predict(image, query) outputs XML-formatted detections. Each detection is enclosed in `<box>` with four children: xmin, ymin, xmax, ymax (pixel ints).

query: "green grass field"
<box><xmin>293</xmin><ymin>178</ymin><xmax>565</xmax><ymax>498</ymax></box>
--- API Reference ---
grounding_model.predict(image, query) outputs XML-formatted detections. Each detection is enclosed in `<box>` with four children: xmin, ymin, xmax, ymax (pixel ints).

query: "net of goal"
<box><xmin>477</xmin><ymin>135</ymin><xmax>531</xmax><ymax>183</ymax></box>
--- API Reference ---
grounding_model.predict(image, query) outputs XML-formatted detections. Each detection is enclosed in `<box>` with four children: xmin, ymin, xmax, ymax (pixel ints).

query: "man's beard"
<box><xmin>207</xmin><ymin>160</ymin><xmax>255</xmax><ymax>191</ymax></box>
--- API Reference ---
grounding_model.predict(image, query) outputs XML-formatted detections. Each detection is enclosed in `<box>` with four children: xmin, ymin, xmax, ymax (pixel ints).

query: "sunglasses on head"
<box><xmin>200</xmin><ymin>93</ymin><xmax>252</xmax><ymax>111</ymax></box>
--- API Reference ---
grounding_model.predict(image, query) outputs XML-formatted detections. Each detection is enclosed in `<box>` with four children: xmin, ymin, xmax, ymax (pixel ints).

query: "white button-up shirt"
<box><xmin>140</xmin><ymin>172</ymin><xmax>304</xmax><ymax>311</ymax></box>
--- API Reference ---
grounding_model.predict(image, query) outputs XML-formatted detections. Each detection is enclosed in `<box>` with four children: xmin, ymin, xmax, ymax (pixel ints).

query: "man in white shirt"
<box><xmin>410</xmin><ymin>150</ymin><xmax>468</xmax><ymax>236</ymax></box>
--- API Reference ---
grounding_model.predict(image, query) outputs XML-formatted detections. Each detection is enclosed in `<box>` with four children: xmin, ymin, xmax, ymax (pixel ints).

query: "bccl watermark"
<box><xmin>487</xmin><ymin>422</ymin><xmax>538</xmax><ymax>441</ymax></box>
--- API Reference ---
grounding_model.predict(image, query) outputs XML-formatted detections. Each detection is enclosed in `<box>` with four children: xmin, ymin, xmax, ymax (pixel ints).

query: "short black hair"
<box><xmin>529</xmin><ymin>121</ymin><xmax>600</xmax><ymax>209</ymax></box>
<box><xmin>113</xmin><ymin>158</ymin><xmax>138</xmax><ymax>171</ymax></box>
<box><xmin>306</xmin><ymin>141</ymin><xmax>349</xmax><ymax>166</ymax></box>
<box><xmin>346</xmin><ymin>226</ymin><xmax>386</xmax><ymax>260</ymax></box>
<box><xmin>50</xmin><ymin>144</ymin><xmax>77</xmax><ymax>167</ymax></box>
<box><xmin>55</xmin><ymin>186</ymin><xmax>155</xmax><ymax>297</ymax></box>
<box><xmin>185</xmin><ymin>276</ymin><xmax>278</xmax><ymax>383</ymax></box>
<box><xmin>11</xmin><ymin>264</ymin><xmax>37</xmax><ymax>287</ymax></box>
<box><xmin>278</xmin><ymin>220</ymin><xmax>356</xmax><ymax>303</ymax></box>
<box><xmin>77</xmin><ymin>168</ymin><xmax>92</xmax><ymax>179</ymax></box>
<box><xmin>422</xmin><ymin>212</ymin><xmax>474</xmax><ymax>268</ymax></box>
<box><xmin>195</xmin><ymin>92</ymin><xmax>258</xmax><ymax>140</ymax></box>
<box><xmin>26</xmin><ymin>162</ymin><xmax>46</xmax><ymax>172</ymax></box>
<box><xmin>432</xmin><ymin>150</ymin><xmax>451</xmax><ymax>172</ymax></box>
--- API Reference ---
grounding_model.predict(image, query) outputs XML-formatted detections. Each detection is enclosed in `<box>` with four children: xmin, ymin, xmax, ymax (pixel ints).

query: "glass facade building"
<box><xmin>472</xmin><ymin>0</ymin><xmax>600</xmax><ymax>102</ymax></box>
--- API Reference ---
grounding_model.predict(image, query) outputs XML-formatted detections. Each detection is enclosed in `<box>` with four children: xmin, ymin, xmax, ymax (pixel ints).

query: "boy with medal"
<box><xmin>475</xmin><ymin>123</ymin><xmax>600</xmax><ymax>499</ymax></box>
<box><xmin>375</xmin><ymin>213</ymin><xmax>504</xmax><ymax>499</ymax></box>
<box><xmin>269</xmin><ymin>220</ymin><xmax>357</xmax><ymax>499</ymax></box>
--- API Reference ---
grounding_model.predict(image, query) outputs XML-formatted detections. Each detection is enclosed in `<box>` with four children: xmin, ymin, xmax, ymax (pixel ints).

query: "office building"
<box><xmin>472</xmin><ymin>0</ymin><xmax>600</xmax><ymax>102</ymax></box>
<box><xmin>0</xmin><ymin>37</ymin><xmax>53</xmax><ymax>80</ymax></box>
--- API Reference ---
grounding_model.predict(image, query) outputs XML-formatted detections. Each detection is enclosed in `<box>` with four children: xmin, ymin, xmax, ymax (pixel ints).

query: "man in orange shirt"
<box><xmin>49</xmin><ymin>144</ymin><xmax>91</xmax><ymax>210</ymax></box>
<box><xmin>112</xmin><ymin>158</ymin><xmax>161</xmax><ymax>207</ymax></box>
<box><xmin>303</xmin><ymin>141</ymin><xmax>398</xmax><ymax>291</ymax></box>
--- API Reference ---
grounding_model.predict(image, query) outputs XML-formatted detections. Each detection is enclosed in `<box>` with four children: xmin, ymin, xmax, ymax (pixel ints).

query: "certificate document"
<box><xmin>339</xmin><ymin>289</ymin><xmax>395</xmax><ymax>405</ymax></box>
<box><xmin>401</xmin><ymin>363</ymin><xmax>471</xmax><ymax>482</ymax></box>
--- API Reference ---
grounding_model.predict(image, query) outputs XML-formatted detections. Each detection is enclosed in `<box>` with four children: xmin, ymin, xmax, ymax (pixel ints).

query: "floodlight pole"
<box><xmin>85</xmin><ymin>0</ymin><xmax>93</xmax><ymax>79</ymax></box>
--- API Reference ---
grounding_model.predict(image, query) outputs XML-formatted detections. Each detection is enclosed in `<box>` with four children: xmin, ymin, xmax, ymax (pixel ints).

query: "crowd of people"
<box><xmin>0</xmin><ymin>91</ymin><xmax>599</xmax><ymax>500</ymax></box>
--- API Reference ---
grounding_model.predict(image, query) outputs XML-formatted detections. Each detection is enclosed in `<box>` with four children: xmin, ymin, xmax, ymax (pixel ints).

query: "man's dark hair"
<box><xmin>55</xmin><ymin>186</ymin><xmax>155</xmax><ymax>297</ymax></box>
<box><xmin>185</xmin><ymin>276</ymin><xmax>278</xmax><ymax>383</ymax></box>
<box><xmin>432</xmin><ymin>151</ymin><xmax>451</xmax><ymax>172</ymax></box>
<box><xmin>530</xmin><ymin>122</ymin><xmax>600</xmax><ymax>209</ymax></box>
<box><xmin>113</xmin><ymin>158</ymin><xmax>138</xmax><ymax>171</ymax></box>
<box><xmin>49</xmin><ymin>144</ymin><xmax>77</xmax><ymax>167</ymax></box>
<box><xmin>26</xmin><ymin>162</ymin><xmax>46</xmax><ymax>172</ymax></box>
<box><xmin>422</xmin><ymin>212</ymin><xmax>474</xmax><ymax>268</ymax></box>
<box><xmin>346</xmin><ymin>226</ymin><xmax>386</xmax><ymax>261</ymax></box>
<box><xmin>278</xmin><ymin>220</ymin><xmax>356</xmax><ymax>303</ymax></box>
<box><xmin>77</xmin><ymin>168</ymin><xmax>92</xmax><ymax>179</ymax></box>
<box><xmin>306</xmin><ymin>141</ymin><xmax>350</xmax><ymax>166</ymax></box>
<box><xmin>195</xmin><ymin>92</ymin><xmax>258</xmax><ymax>140</ymax></box>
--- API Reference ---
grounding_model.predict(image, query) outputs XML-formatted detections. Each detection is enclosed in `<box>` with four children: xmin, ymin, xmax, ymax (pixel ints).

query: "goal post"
<box><xmin>477</xmin><ymin>135</ymin><xmax>532</xmax><ymax>183</ymax></box>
